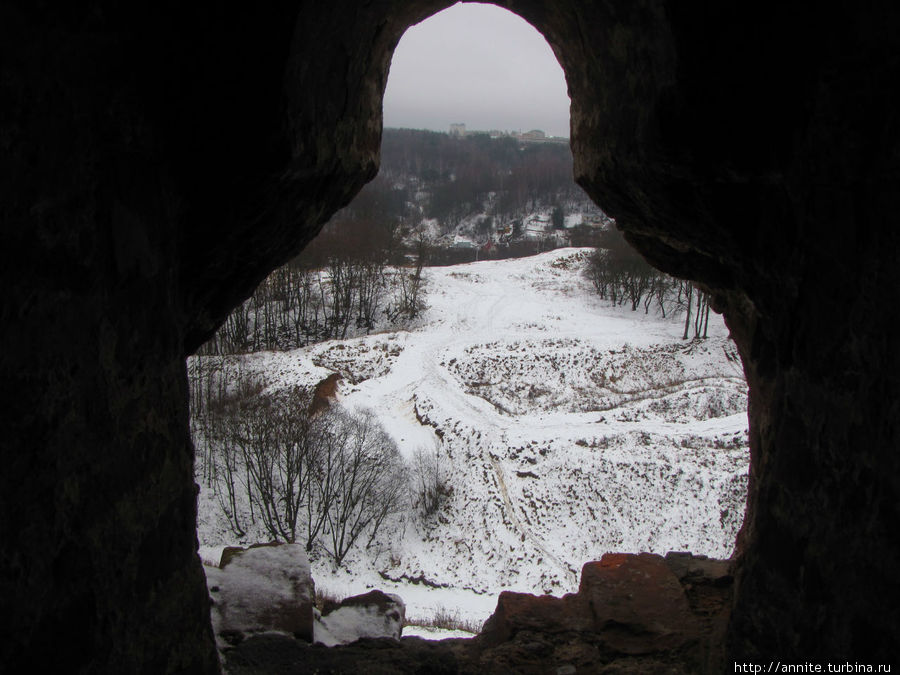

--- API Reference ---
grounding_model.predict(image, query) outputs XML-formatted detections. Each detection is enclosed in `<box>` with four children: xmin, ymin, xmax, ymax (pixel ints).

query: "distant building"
<box><xmin>512</xmin><ymin>129</ymin><xmax>546</xmax><ymax>142</ymax></box>
<box><xmin>449</xmin><ymin>123</ymin><xmax>467</xmax><ymax>138</ymax></box>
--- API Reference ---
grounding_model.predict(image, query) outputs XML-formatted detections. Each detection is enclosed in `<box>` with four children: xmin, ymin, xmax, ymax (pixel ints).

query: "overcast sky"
<box><xmin>383</xmin><ymin>3</ymin><xmax>570</xmax><ymax>138</ymax></box>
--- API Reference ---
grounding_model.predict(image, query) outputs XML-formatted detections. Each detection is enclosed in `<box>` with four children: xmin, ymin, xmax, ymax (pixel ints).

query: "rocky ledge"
<box><xmin>224</xmin><ymin>551</ymin><xmax>733</xmax><ymax>674</ymax></box>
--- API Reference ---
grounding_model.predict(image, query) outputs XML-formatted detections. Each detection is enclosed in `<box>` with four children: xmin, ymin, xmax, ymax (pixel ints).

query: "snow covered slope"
<box><xmin>195</xmin><ymin>248</ymin><xmax>748</xmax><ymax>631</ymax></box>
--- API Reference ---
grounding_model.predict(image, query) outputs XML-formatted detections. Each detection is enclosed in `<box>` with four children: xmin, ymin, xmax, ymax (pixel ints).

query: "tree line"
<box><xmin>199</xmin><ymin>217</ymin><xmax>428</xmax><ymax>355</ymax></box>
<box><xmin>585</xmin><ymin>228</ymin><xmax>711</xmax><ymax>339</ymax></box>
<box><xmin>199</xmin><ymin>127</ymin><xmax>611</xmax><ymax>356</ymax></box>
<box><xmin>376</xmin><ymin>128</ymin><xmax>593</xmax><ymax>233</ymax></box>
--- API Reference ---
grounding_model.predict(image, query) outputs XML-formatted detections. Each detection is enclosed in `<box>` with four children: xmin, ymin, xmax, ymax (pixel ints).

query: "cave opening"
<box><xmin>5</xmin><ymin>2</ymin><xmax>897</xmax><ymax>671</ymax></box>
<box><xmin>191</xmin><ymin>2</ymin><xmax>750</xmax><ymax>647</ymax></box>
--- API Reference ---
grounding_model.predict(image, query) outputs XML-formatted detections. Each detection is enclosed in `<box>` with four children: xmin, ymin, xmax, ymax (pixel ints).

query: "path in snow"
<box><xmin>488</xmin><ymin>455</ymin><xmax>578</xmax><ymax>586</ymax></box>
<box><xmin>196</xmin><ymin>249</ymin><xmax>750</xmax><ymax>631</ymax></box>
<box><xmin>335</xmin><ymin>250</ymin><xmax>746</xmax><ymax>593</ymax></box>
<box><xmin>340</xmin><ymin>255</ymin><xmax>624</xmax><ymax>579</ymax></box>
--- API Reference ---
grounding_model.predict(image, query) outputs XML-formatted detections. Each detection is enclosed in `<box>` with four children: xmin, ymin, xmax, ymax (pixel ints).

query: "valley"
<box><xmin>193</xmin><ymin>248</ymin><xmax>749</xmax><ymax>637</ymax></box>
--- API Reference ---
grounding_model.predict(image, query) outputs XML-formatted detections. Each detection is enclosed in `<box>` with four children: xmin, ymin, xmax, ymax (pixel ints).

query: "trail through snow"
<box><xmin>195</xmin><ymin>248</ymin><xmax>749</xmax><ymax>634</ymax></box>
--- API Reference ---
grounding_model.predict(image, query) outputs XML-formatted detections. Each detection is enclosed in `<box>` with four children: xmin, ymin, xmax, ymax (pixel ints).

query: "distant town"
<box><xmin>448</xmin><ymin>122</ymin><xmax>568</xmax><ymax>144</ymax></box>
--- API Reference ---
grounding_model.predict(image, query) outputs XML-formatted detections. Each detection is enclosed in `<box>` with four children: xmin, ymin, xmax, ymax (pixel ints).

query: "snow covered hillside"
<box><xmin>194</xmin><ymin>248</ymin><xmax>748</xmax><ymax>631</ymax></box>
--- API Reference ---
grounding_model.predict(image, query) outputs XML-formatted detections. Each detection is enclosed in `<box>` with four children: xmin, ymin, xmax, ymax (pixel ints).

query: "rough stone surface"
<box><xmin>222</xmin><ymin>553</ymin><xmax>731</xmax><ymax>673</ymax></box>
<box><xmin>480</xmin><ymin>590</ymin><xmax>594</xmax><ymax>645</ymax></box>
<box><xmin>3</xmin><ymin>1</ymin><xmax>899</xmax><ymax>671</ymax></box>
<box><xmin>580</xmin><ymin>553</ymin><xmax>700</xmax><ymax>654</ymax></box>
<box><xmin>205</xmin><ymin>543</ymin><xmax>314</xmax><ymax>646</ymax></box>
<box><xmin>664</xmin><ymin>551</ymin><xmax>731</xmax><ymax>586</ymax></box>
<box><xmin>480</xmin><ymin>553</ymin><xmax>707</xmax><ymax>667</ymax></box>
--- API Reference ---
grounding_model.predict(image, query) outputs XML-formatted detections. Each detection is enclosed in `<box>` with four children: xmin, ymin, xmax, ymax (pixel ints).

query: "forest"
<box><xmin>197</xmin><ymin>128</ymin><xmax>710</xmax><ymax>356</ymax></box>
<box><xmin>377</xmin><ymin>128</ymin><xmax>583</xmax><ymax>228</ymax></box>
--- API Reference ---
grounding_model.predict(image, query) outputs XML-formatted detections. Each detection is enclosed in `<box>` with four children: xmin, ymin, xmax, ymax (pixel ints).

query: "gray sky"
<box><xmin>383</xmin><ymin>3</ymin><xmax>570</xmax><ymax>138</ymax></box>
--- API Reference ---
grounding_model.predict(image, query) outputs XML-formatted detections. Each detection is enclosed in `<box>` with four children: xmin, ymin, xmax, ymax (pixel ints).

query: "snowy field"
<box><xmin>195</xmin><ymin>248</ymin><xmax>749</xmax><ymax>635</ymax></box>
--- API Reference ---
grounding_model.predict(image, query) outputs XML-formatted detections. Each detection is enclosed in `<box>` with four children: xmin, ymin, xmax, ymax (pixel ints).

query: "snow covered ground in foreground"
<box><xmin>195</xmin><ymin>248</ymin><xmax>749</xmax><ymax>634</ymax></box>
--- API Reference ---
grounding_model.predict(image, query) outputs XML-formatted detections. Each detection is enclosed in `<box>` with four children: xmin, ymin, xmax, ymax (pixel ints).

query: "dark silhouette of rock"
<box><xmin>2</xmin><ymin>1</ymin><xmax>899</xmax><ymax>671</ymax></box>
<box><xmin>221</xmin><ymin>551</ymin><xmax>728</xmax><ymax>674</ymax></box>
<box><xmin>580</xmin><ymin>553</ymin><xmax>700</xmax><ymax>654</ymax></box>
<box><xmin>481</xmin><ymin>553</ymin><xmax>704</xmax><ymax>660</ymax></box>
<box><xmin>225</xmin><ymin>634</ymin><xmax>467</xmax><ymax>675</ymax></box>
<box><xmin>480</xmin><ymin>590</ymin><xmax>594</xmax><ymax>645</ymax></box>
<box><xmin>664</xmin><ymin>551</ymin><xmax>731</xmax><ymax>586</ymax></box>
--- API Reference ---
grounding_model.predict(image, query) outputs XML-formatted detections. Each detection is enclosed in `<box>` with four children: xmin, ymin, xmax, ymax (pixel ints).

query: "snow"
<box><xmin>402</xmin><ymin>626</ymin><xmax>476</xmax><ymax>640</ymax></box>
<box><xmin>563</xmin><ymin>213</ymin><xmax>583</xmax><ymax>229</ymax></box>
<box><xmin>314</xmin><ymin>593</ymin><xmax>405</xmax><ymax>646</ymax></box>
<box><xmin>205</xmin><ymin>544</ymin><xmax>313</xmax><ymax>649</ymax></box>
<box><xmin>194</xmin><ymin>248</ymin><xmax>749</xmax><ymax>637</ymax></box>
<box><xmin>312</xmin><ymin>567</ymin><xmax>498</xmax><ymax>637</ymax></box>
<box><xmin>199</xmin><ymin>545</ymin><xmax>227</xmax><ymax>568</ymax></box>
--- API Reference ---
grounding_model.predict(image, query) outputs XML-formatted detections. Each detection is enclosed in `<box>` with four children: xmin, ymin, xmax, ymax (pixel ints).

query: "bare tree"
<box><xmin>390</xmin><ymin>234</ymin><xmax>428</xmax><ymax>321</ymax></box>
<box><xmin>586</xmin><ymin>232</ymin><xmax>709</xmax><ymax>325</ymax></box>
<box><xmin>237</xmin><ymin>388</ymin><xmax>318</xmax><ymax>544</ymax></box>
<box><xmin>682</xmin><ymin>282</ymin><xmax>694</xmax><ymax>340</ymax></box>
<box><xmin>221</xmin><ymin>301</ymin><xmax>252</xmax><ymax>353</ymax></box>
<box><xmin>321</xmin><ymin>409</ymin><xmax>407</xmax><ymax>567</ymax></box>
<box><xmin>304</xmin><ymin>409</ymin><xmax>345</xmax><ymax>552</ymax></box>
<box><xmin>192</xmin><ymin>366</ymin><xmax>266</xmax><ymax>538</ymax></box>
<box><xmin>679</xmin><ymin>281</ymin><xmax>711</xmax><ymax>340</ymax></box>
<box><xmin>410</xmin><ymin>445</ymin><xmax>447</xmax><ymax>520</ymax></box>
<box><xmin>693</xmin><ymin>286</ymin><xmax>711</xmax><ymax>339</ymax></box>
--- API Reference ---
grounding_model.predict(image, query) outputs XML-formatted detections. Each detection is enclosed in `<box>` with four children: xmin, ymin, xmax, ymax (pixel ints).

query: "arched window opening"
<box><xmin>383</xmin><ymin>3</ymin><xmax>570</xmax><ymax>139</ymax></box>
<box><xmin>188</xmin><ymin>2</ymin><xmax>749</xmax><ymax>645</ymax></box>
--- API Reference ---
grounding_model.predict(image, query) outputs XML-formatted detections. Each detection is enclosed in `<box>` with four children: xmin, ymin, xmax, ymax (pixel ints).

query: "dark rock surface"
<box><xmin>476</xmin><ymin>553</ymin><xmax>723</xmax><ymax>672</ymax></box>
<box><xmin>224</xmin><ymin>635</ymin><xmax>466</xmax><ymax>675</ymax></box>
<box><xmin>578</xmin><ymin>553</ymin><xmax>700</xmax><ymax>654</ymax></box>
<box><xmin>2</xmin><ymin>1</ymin><xmax>899</xmax><ymax>672</ymax></box>
<box><xmin>224</xmin><ymin>552</ymin><xmax>731</xmax><ymax>673</ymax></box>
